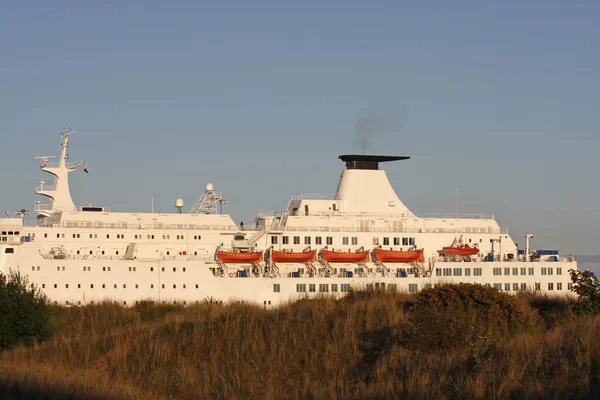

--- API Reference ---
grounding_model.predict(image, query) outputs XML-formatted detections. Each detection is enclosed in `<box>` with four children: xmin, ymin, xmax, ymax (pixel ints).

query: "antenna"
<box><xmin>455</xmin><ymin>186</ymin><xmax>459</xmax><ymax>216</ymax></box>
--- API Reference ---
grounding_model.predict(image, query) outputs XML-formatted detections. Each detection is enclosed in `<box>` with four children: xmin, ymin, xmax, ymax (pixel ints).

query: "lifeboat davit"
<box><xmin>321</xmin><ymin>250</ymin><xmax>370</xmax><ymax>263</ymax></box>
<box><xmin>218</xmin><ymin>250</ymin><xmax>263</xmax><ymax>263</ymax></box>
<box><xmin>271</xmin><ymin>249</ymin><xmax>316</xmax><ymax>263</ymax></box>
<box><xmin>374</xmin><ymin>248</ymin><xmax>424</xmax><ymax>263</ymax></box>
<box><xmin>442</xmin><ymin>244</ymin><xmax>479</xmax><ymax>256</ymax></box>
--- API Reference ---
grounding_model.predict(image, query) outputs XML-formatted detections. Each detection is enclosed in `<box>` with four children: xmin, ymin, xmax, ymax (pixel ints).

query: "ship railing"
<box><xmin>414</xmin><ymin>213</ymin><xmax>495</xmax><ymax>220</ymax></box>
<box><xmin>290</xmin><ymin>194</ymin><xmax>337</xmax><ymax>201</ymax></box>
<box><xmin>34</xmin><ymin>203</ymin><xmax>54</xmax><ymax>212</ymax></box>
<box><xmin>296</xmin><ymin>211</ymin><xmax>495</xmax><ymax>220</ymax></box>
<box><xmin>36</xmin><ymin>185</ymin><xmax>57</xmax><ymax>192</ymax></box>
<box><xmin>32</xmin><ymin>220</ymin><xmax>242</xmax><ymax>231</ymax></box>
<box><xmin>282</xmin><ymin>226</ymin><xmax>506</xmax><ymax>234</ymax></box>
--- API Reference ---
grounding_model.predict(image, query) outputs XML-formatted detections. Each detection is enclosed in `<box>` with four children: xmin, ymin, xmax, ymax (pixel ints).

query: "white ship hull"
<box><xmin>0</xmin><ymin>130</ymin><xmax>578</xmax><ymax>306</ymax></box>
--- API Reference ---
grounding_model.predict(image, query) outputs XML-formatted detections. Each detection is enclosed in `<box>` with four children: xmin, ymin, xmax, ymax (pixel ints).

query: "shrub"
<box><xmin>407</xmin><ymin>283</ymin><xmax>541</xmax><ymax>352</ymax></box>
<box><xmin>0</xmin><ymin>271</ymin><xmax>53</xmax><ymax>351</ymax></box>
<box><xmin>570</xmin><ymin>269</ymin><xmax>600</xmax><ymax>314</ymax></box>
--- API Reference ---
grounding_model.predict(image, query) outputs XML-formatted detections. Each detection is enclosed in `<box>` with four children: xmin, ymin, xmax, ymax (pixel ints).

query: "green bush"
<box><xmin>570</xmin><ymin>269</ymin><xmax>600</xmax><ymax>314</ymax></box>
<box><xmin>407</xmin><ymin>283</ymin><xmax>541</xmax><ymax>352</ymax></box>
<box><xmin>0</xmin><ymin>271</ymin><xmax>53</xmax><ymax>351</ymax></box>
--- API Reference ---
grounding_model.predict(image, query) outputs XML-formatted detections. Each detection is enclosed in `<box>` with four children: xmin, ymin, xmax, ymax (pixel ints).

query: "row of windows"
<box><xmin>42</xmin><ymin>283</ymin><xmax>201</xmax><ymax>290</ymax></box>
<box><xmin>436</xmin><ymin>268</ymin><xmax>483</xmax><ymax>277</ymax></box>
<box><xmin>42</xmin><ymin>233</ymin><xmax>199</xmax><ymax>240</ymax></box>
<box><xmin>33</xmin><ymin>266</ymin><xmax>186</xmax><ymax>272</ymax></box>
<box><xmin>294</xmin><ymin>283</ymin><xmax>352</xmax><ymax>293</ymax></box>
<box><xmin>492</xmin><ymin>282</ymin><xmax>570</xmax><ymax>291</ymax></box>
<box><xmin>492</xmin><ymin>267</ymin><xmax>563</xmax><ymax>276</ymax></box>
<box><xmin>1</xmin><ymin>231</ymin><xmax>20</xmax><ymax>235</ymax></box>
<box><xmin>271</xmin><ymin>236</ymin><xmax>417</xmax><ymax>246</ymax></box>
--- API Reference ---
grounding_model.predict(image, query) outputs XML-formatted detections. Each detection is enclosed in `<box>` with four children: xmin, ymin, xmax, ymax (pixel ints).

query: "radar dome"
<box><xmin>175</xmin><ymin>198</ymin><xmax>184</xmax><ymax>209</ymax></box>
<box><xmin>205</xmin><ymin>183</ymin><xmax>214</xmax><ymax>192</ymax></box>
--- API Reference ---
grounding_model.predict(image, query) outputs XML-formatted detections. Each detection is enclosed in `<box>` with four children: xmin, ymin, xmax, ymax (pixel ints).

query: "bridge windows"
<box><xmin>342</xmin><ymin>237</ymin><xmax>349</xmax><ymax>245</ymax></box>
<box><xmin>271</xmin><ymin>236</ymin><xmax>278</xmax><ymax>245</ymax></box>
<box><xmin>408</xmin><ymin>284</ymin><xmax>418</xmax><ymax>293</ymax></box>
<box><xmin>394</xmin><ymin>237</ymin><xmax>400</xmax><ymax>246</ymax></box>
<box><xmin>293</xmin><ymin>236</ymin><xmax>300</xmax><ymax>245</ymax></box>
<box><xmin>273</xmin><ymin>284</ymin><xmax>280</xmax><ymax>293</ymax></box>
<box><xmin>529</xmin><ymin>268</ymin><xmax>535</xmax><ymax>275</ymax></box>
<box><xmin>352</xmin><ymin>237</ymin><xmax>358</xmax><ymax>245</ymax></box>
<box><xmin>315</xmin><ymin>237</ymin><xmax>322</xmax><ymax>245</ymax></box>
<box><xmin>383</xmin><ymin>237</ymin><xmax>389</xmax><ymax>246</ymax></box>
<box><xmin>473</xmin><ymin>268</ymin><xmax>482</xmax><ymax>276</ymax></box>
<box><xmin>548</xmin><ymin>283</ymin><xmax>554</xmax><ymax>291</ymax></box>
<box><xmin>305</xmin><ymin>237</ymin><xmax>311</xmax><ymax>245</ymax></box>
<box><xmin>326</xmin><ymin>237</ymin><xmax>333</xmax><ymax>245</ymax></box>
<box><xmin>309</xmin><ymin>284</ymin><xmax>316</xmax><ymax>292</ymax></box>
<box><xmin>557</xmin><ymin>268</ymin><xmax>562</xmax><ymax>275</ymax></box>
<box><xmin>493</xmin><ymin>268</ymin><xmax>501</xmax><ymax>275</ymax></box>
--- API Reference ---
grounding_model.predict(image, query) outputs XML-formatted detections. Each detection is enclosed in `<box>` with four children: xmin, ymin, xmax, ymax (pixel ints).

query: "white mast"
<box><xmin>34</xmin><ymin>128</ymin><xmax>86</xmax><ymax>216</ymax></box>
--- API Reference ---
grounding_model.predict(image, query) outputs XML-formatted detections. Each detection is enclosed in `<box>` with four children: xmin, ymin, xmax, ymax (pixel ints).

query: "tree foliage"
<box><xmin>570</xmin><ymin>269</ymin><xmax>600</xmax><ymax>314</ymax></box>
<box><xmin>0</xmin><ymin>271</ymin><xmax>53</xmax><ymax>351</ymax></box>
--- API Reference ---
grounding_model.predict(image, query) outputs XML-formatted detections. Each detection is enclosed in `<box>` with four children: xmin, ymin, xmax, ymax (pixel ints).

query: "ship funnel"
<box><xmin>335</xmin><ymin>155</ymin><xmax>413</xmax><ymax>216</ymax></box>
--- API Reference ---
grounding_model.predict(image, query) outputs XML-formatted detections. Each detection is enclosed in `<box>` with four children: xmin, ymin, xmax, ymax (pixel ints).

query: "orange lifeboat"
<box><xmin>271</xmin><ymin>249</ymin><xmax>316</xmax><ymax>263</ymax></box>
<box><xmin>218</xmin><ymin>250</ymin><xmax>262</xmax><ymax>263</ymax></box>
<box><xmin>442</xmin><ymin>244</ymin><xmax>479</xmax><ymax>256</ymax></box>
<box><xmin>374</xmin><ymin>248</ymin><xmax>424</xmax><ymax>263</ymax></box>
<box><xmin>321</xmin><ymin>249</ymin><xmax>370</xmax><ymax>263</ymax></box>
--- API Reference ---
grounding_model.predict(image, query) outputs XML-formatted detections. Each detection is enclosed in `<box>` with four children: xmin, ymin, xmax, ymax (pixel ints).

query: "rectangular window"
<box><xmin>351</xmin><ymin>237</ymin><xmax>358</xmax><ymax>245</ymax></box>
<box><xmin>402</xmin><ymin>237</ymin><xmax>408</xmax><ymax>245</ymax></box>
<box><xmin>273</xmin><ymin>284</ymin><xmax>280</xmax><ymax>293</ymax></box>
<box><xmin>282</xmin><ymin>236</ymin><xmax>289</xmax><ymax>245</ymax></box>
<box><xmin>305</xmin><ymin>236</ymin><xmax>311</xmax><ymax>245</ymax></box>
<box><xmin>494</xmin><ymin>283</ymin><xmax>502</xmax><ymax>290</ymax></box>
<box><xmin>513</xmin><ymin>268</ymin><xmax>518</xmax><ymax>276</ymax></box>
<box><xmin>373</xmin><ymin>237</ymin><xmax>379</xmax><ymax>246</ymax></box>
<box><xmin>341</xmin><ymin>284</ymin><xmax>351</xmax><ymax>292</ymax></box>
<box><xmin>296</xmin><ymin>284</ymin><xmax>306</xmax><ymax>292</ymax></box>
<box><xmin>568</xmin><ymin>282</ymin><xmax>573</xmax><ymax>291</ymax></box>
<box><xmin>513</xmin><ymin>283</ymin><xmax>519</xmax><ymax>291</ymax></box>
<box><xmin>465</xmin><ymin>268</ymin><xmax>471</xmax><ymax>276</ymax></box>
<box><xmin>408</xmin><ymin>283</ymin><xmax>418</xmax><ymax>293</ymax></box>
<box><xmin>557</xmin><ymin>268</ymin><xmax>562</xmax><ymax>275</ymax></box>
<box><xmin>436</xmin><ymin>268</ymin><xmax>441</xmax><ymax>277</ymax></box>
<box><xmin>529</xmin><ymin>268</ymin><xmax>534</xmax><ymax>275</ymax></box>
<box><xmin>548</xmin><ymin>283</ymin><xmax>554</xmax><ymax>291</ymax></box>
<box><xmin>504</xmin><ymin>267</ymin><xmax>510</xmax><ymax>276</ymax></box>
<box><xmin>548</xmin><ymin>267</ymin><xmax>553</xmax><ymax>276</ymax></box>
<box><xmin>271</xmin><ymin>236</ymin><xmax>278</xmax><ymax>245</ymax></box>
<box><xmin>309</xmin><ymin>284</ymin><xmax>316</xmax><ymax>293</ymax></box>
<box><xmin>4</xmin><ymin>248</ymin><xmax>14</xmax><ymax>254</ymax></box>
<box><xmin>505</xmin><ymin>283</ymin><xmax>511</xmax><ymax>291</ymax></box>
<box><xmin>453</xmin><ymin>268</ymin><xmax>462</xmax><ymax>276</ymax></box>
<box><xmin>315</xmin><ymin>237</ymin><xmax>322</xmax><ymax>245</ymax></box>
<box><xmin>393</xmin><ymin>237</ymin><xmax>400</xmax><ymax>246</ymax></box>
<box><xmin>409</xmin><ymin>238</ymin><xmax>415</xmax><ymax>246</ymax></box>
<box><xmin>342</xmin><ymin>237</ymin><xmax>349</xmax><ymax>245</ymax></box>
<box><xmin>331</xmin><ymin>284</ymin><xmax>338</xmax><ymax>292</ymax></box>
<box><xmin>383</xmin><ymin>237</ymin><xmax>389</xmax><ymax>246</ymax></box>
<box><xmin>493</xmin><ymin>267</ymin><xmax>501</xmax><ymax>276</ymax></box>
<box><xmin>521</xmin><ymin>283</ymin><xmax>527</xmax><ymax>290</ymax></box>
<box><xmin>541</xmin><ymin>268</ymin><xmax>547</xmax><ymax>275</ymax></box>
<box><xmin>326</xmin><ymin>237</ymin><xmax>333</xmax><ymax>245</ymax></box>
<box><xmin>474</xmin><ymin>268</ymin><xmax>482</xmax><ymax>276</ymax></box>
<box><xmin>535</xmin><ymin>282</ymin><xmax>541</xmax><ymax>291</ymax></box>
<box><xmin>293</xmin><ymin>236</ymin><xmax>300</xmax><ymax>245</ymax></box>
<box><xmin>521</xmin><ymin>267</ymin><xmax>526</xmax><ymax>275</ymax></box>
<box><xmin>557</xmin><ymin>282</ymin><xmax>563</xmax><ymax>290</ymax></box>
<box><xmin>319</xmin><ymin>284</ymin><xmax>329</xmax><ymax>292</ymax></box>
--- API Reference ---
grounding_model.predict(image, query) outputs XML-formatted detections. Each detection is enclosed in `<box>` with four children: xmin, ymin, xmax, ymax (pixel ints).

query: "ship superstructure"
<box><xmin>0</xmin><ymin>129</ymin><xmax>578</xmax><ymax>306</ymax></box>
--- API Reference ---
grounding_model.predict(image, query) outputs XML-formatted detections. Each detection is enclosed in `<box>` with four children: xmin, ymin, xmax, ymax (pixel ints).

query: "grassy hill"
<box><xmin>1</xmin><ymin>286</ymin><xmax>600</xmax><ymax>399</ymax></box>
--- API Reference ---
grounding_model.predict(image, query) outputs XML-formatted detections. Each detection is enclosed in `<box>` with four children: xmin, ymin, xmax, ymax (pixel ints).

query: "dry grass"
<box><xmin>1</xmin><ymin>289</ymin><xmax>599</xmax><ymax>400</ymax></box>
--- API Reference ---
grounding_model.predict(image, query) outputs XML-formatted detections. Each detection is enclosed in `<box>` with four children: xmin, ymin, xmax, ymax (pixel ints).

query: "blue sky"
<box><xmin>0</xmin><ymin>1</ymin><xmax>598</xmax><ymax>254</ymax></box>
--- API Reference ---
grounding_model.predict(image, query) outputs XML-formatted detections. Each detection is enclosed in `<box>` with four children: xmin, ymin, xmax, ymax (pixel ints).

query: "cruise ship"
<box><xmin>0</xmin><ymin>129</ymin><xmax>578</xmax><ymax>306</ymax></box>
